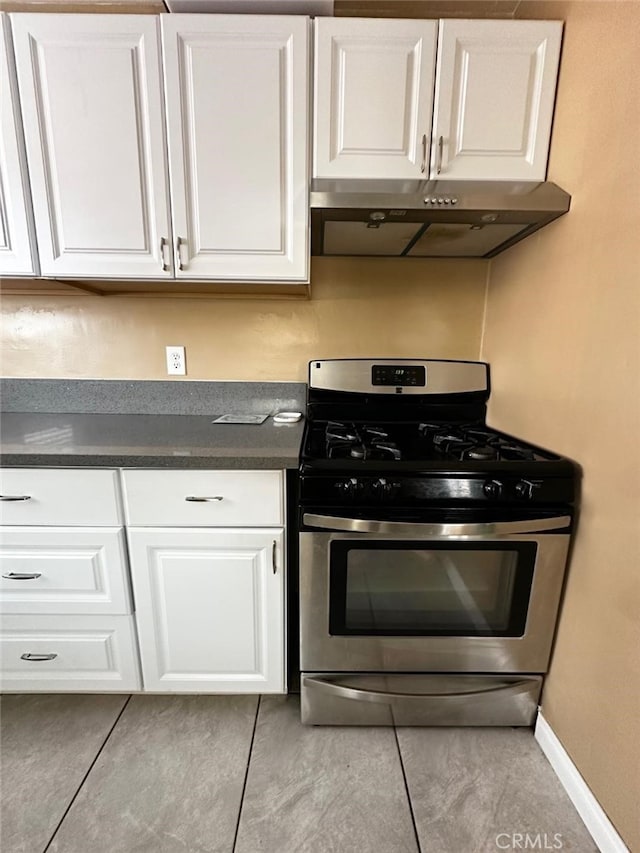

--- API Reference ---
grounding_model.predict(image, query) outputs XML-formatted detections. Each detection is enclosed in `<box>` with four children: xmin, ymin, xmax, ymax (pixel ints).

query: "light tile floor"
<box><xmin>0</xmin><ymin>694</ymin><xmax>598</xmax><ymax>853</ymax></box>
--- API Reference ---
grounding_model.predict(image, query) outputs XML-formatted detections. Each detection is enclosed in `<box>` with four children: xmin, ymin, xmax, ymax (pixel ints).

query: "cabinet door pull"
<box><xmin>0</xmin><ymin>495</ymin><xmax>32</xmax><ymax>501</ymax></box>
<box><xmin>20</xmin><ymin>653</ymin><xmax>57</xmax><ymax>662</ymax></box>
<box><xmin>272</xmin><ymin>540</ymin><xmax>277</xmax><ymax>574</ymax></box>
<box><xmin>176</xmin><ymin>237</ymin><xmax>187</xmax><ymax>271</ymax></box>
<box><xmin>420</xmin><ymin>133</ymin><xmax>427</xmax><ymax>173</ymax></box>
<box><xmin>185</xmin><ymin>495</ymin><xmax>224</xmax><ymax>502</ymax></box>
<box><xmin>2</xmin><ymin>572</ymin><xmax>42</xmax><ymax>580</ymax></box>
<box><xmin>160</xmin><ymin>237</ymin><xmax>170</xmax><ymax>271</ymax></box>
<box><xmin>436</xmin><ymin>135</ymin><xmax>444</xmax><ymax>175</ymax></box>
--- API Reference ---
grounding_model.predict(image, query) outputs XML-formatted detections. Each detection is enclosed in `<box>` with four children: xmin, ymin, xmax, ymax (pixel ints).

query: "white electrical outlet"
<box><xmin>166</xmin><ymin>346</ymin><xmax>186</xmax><ymax>375</ymax></box>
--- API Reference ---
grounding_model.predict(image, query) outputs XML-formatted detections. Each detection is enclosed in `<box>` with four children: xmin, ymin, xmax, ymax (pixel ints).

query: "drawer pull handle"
<box><xmin>185</xmin><ymin>496</ymin><xmax>224</xmax><ymax>502</ymax></box>
<box><xmin>20</xmin><ymin>653</ymin><xmax>57</xmax><ymax>662</ymax></box>
<box><xmin>2</xmin><ymin>572</ymin><xmax>42</xmax><ymax>580</ymax></box>
<box><xmin>0</xmin><ymin>495</ymin><xmax>32</xmax><ymax>501</ymax></box>
<box><xmin>272</xmin><ymin>540</ymin><xmax>277</xmax><ymax>574</ymax></box>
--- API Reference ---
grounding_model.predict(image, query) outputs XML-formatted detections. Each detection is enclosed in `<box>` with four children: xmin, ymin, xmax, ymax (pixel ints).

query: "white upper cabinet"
<box><xmin>314</xmin><ymin>17</ymin><xmax>562</xmax><ymax>183</ymax></box>
<box><xmin>10</xmin><ymin>14</ymin><xmax>173</xmax><ymax>278</ymax></box>
<box><xmin>162</xmin><ymin>15</ymin><xmax>309</xmax><ymax>281</ymax></box>
<box><xmin>314</xmin><ymin>17</ymin><xmax>438</xmax><ymax>180</ymax></box>
<box><xmin>432</xmin><ymin>20</ymin><xmax>562</xmax><ymax>181</ymax></box>
<box><xmin>0</xmin><ymin>14</ymin><xmax>37</xmax><ymax>276</ymax></box>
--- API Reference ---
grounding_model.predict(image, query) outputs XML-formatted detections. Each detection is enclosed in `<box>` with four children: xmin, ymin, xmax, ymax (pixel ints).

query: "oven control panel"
<box><xmin>300</xmin><ymin>475</ymin><xmax>575</xmax><ymax>506</ymax></box>
<box><xmin>372</xmin><ymin>365</ymin><xmax>426</xmax><ymax>387</ymax></box>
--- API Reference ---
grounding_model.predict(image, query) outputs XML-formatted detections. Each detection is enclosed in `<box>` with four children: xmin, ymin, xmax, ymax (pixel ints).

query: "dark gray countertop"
<box><xmin>0</xmin><ymin>411</ymin><xmax>304</xmax><ymax>469</ymax></box>
<box><xmin>0</xmin><ymin>379</ymin><xmax>307</xmax><ymax>469</ymax></box>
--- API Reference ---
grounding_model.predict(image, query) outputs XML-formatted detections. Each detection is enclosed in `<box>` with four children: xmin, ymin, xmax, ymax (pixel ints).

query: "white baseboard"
<box><xmin>534</xmin><ymin>712</ymin><xmax>630</xmax><ymax>853</ymax></box>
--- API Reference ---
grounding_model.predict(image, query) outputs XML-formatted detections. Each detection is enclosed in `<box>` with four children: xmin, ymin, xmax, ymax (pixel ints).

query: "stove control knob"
<box><xmin>515</xmin><ymin>479</ymin><xmax>540</xmax><ymax>500</ymax></box>
<box><xmin>372</xmin><ymin>478</ymin><xmax>400</xmax><ymax>500</ymax></box>
<box><xmin>483</xmin><ymin>479</ymin><xmax>504</xmax><ymax>499</ymax></box>
<box><xmin>335</xmin><ymin>478</ymin><xmax>361</xmax><ymax>499</ymax></box>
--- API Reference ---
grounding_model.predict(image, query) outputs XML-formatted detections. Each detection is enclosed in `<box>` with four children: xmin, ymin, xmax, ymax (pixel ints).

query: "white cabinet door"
<box><xmin>314</xmin><ymin>17</ymin><xmax>437</xmax><ymax>179</ymax></box>
<box><xmin>162</xmin><ymin>15</ymin><xmax>309</xmax><ymax>281</ymax></box>
<box><xmin>0</xmin><ymin>14</ymin><xmax>37</xmax><ymax>276</ymax></box>
<box><xmin>128</xmin><ymin>527</ymin><xmax>285</xmax><ymax>693</ymax></box>
<box><xmin>10</xmin><ymin>14</ymin><xmax>173</xmax><ymax>278</ymax></box>
<box><xmin>432</xmin><ymin>20</ymin><xmax>562</xmax><ymax>181</ymax></box>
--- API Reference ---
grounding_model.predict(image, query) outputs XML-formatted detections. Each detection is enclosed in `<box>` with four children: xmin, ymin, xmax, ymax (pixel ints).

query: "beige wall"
<box><xmin>2</xmin><ymin>2</ymin><xmax>638</xmax><ymax>845</ymax></box>
<box><xmin>483</xmin><ymin>2</ymin><xmax>640</xmax><ymax>848</ymax></box>
<box><xmin>0</xmin><ymin>258</ymin><xmax>488</xmax><ymax>380</ymax></box>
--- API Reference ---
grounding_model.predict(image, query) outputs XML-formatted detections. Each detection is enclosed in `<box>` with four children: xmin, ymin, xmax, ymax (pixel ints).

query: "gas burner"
<box><xmin>363</xmin><ymin>426</ymin><xmax>390</xmax><ymax>439</ymax></box>
<box><xmin>433</xmin><ymin>432</ymin><xmax>466</xmax><ymax>445</ymax></box>
<box><xmin>373</xmin><ymin>441</ymin><xmax>402</xmax><ymax>461</ymax></box>
<box><xmin>327</xmin><ymin>442</ymin><xmax>358</xmax><ymax>459</ymax></box>
<box><xmin>326</xmin><ymin>421</ymin><xmax>362</xmax><ymax>459</ymax></box>
<box><xmin>498</xmin><ymin>443</ymin><xmax>536</xmax><ymax>461</ymax></box>
<box><xmin>465</xmin><ymin>427</ymin><xmax>495</xmax><ymax>439</ymax></box>
<box><xmin>419</xmin><ymin>423</ymin><xmax>543</xmax><ymax>463</ymax></box>
<box><xmin>326</xmin><ymin>422</ymin><xmax>358</xmax><ymax>442</ymax></box>
<box><xmin>323</xmin><ymin>421</ymin><xmax>403</xmax><ymax>461</ymax></box>
<box><xmin>463</xmin><ymin>445</ymin><xmax>498</xmax><ymax>461</ymax></box>
<box><xmin>433</xmin><ymin>432</ymin><xmax>470</xmax><ymax>450</ymax></box>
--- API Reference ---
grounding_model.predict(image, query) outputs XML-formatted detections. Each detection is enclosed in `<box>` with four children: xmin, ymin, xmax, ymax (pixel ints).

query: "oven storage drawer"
<box><xmin>301</xmin><ymin>673</ymin><xmax>542</xmax><ymax>726</ymax></box>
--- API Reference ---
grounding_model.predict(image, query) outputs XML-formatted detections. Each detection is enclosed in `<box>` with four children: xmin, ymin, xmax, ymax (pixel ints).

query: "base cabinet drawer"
<box><xmin>0</xmin><ymin>469</ymin><xmax>123</xmax><ymax>526</ymax></box>
<box><xmin>0</xmin><ymin>614</ymin><xmax>141</xmax><ymax>691</ymax></box>
<box><xmin>122</xmin><ymin>469</ymin><xmax>284</xmax><ymax>527</ymax></box>
<box><xmin>0</xmin><ymin>527</ymin><xmax>131</xmax><ymax>615</ymax></box>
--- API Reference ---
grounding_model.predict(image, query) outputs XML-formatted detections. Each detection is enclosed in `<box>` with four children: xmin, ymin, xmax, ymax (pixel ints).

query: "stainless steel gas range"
<box><xmin>297</xmin><ymin>359</ymin><xmax>579</xmax><ymax>726</ymax></box>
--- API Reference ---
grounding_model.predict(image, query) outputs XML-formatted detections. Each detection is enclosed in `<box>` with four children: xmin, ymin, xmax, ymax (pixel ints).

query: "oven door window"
<box><xmin>329</xmin><ymin>541</ymin><xmax>536</xmax><ymax>637</ymax></box>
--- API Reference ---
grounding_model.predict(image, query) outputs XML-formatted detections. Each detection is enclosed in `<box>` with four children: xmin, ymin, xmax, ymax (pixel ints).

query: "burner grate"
<box><xmin>309</xmin><ymin>419</ymin><xmax>552</xmax><ymax>464</ymax></box>
<box><xmin>421</xmin><ymin>423</ymin><xmax>541</xmax><ymax>463</ymax></box>
<box><xmin>325</xmin><ymin>422</ymin><xmax>403</xmax><ymax>461</ymax></box>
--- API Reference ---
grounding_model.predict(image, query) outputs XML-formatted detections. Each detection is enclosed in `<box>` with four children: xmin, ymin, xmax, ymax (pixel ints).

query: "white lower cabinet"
<box><xmin>0</xmin><ymin>613</ymin><xmax>140</xmax><ymax>691</ymax></box>
<box><xmin>127</xmin><ymin>528</ymin><xmax>285</xmax><ymax>693</ymax></box>
<box><xmin>0</xmin><ymin>467</ymin><xmax>287</xmax><ymax>694</ymax></box>
<box><xmin>0</xmin><ymin>466</ymin><xmax>139</xmax><ymax>692</ymax></box>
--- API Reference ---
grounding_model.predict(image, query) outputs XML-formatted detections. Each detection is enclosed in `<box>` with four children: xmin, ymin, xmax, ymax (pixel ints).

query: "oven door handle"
<box><xmin>302</xmin><ymin>676</ymin><xmax>534</xmax><ymax>704</ymax></box>
<box><xmin>302</xmin><ymin>513</ymin><xmax>571</xmax><ymax>536</ymax></box>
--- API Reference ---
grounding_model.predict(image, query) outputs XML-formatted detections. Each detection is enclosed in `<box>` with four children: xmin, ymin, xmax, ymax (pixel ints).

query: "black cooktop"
<box><xmin>300</xmin><ymin>360</ymin><xmax>580</xmax><ymax>506</ymax></box>
<box><xmin>305</xmin><ymin>420</ymin><xmax>559</xmax><ymax>465</ymax></box>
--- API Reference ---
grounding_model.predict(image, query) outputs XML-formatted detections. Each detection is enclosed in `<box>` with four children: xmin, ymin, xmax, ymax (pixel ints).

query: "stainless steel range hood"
<box><xmin>310</xmin><ymin>180</ymin><xmax>571</xmax><ymax>258</ymax></box>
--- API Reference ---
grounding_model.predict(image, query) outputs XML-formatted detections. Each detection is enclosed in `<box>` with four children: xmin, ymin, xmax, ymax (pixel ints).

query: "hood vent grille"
<box><xmin>310</xmin><ymin>180</ymin><xmax>571</xmax><ymax>258</ymax></box>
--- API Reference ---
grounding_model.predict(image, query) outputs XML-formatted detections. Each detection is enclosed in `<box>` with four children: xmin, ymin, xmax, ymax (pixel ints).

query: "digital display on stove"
<box><xmin>372</xmin><ymin>365</ymin><xmax>426</xmax><ymax>387</ymax></box>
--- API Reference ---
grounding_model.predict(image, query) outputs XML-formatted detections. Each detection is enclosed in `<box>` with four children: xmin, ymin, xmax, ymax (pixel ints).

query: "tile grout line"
<box><xmin>42</xmin><ymin>695</ymin><xmax>132</xmax><ymax>853</ymax></box>
<box><xmin>231</xmin><ymin>695</ymin><xmax>261</xmax><ymax>853</ymax></box>
<box><xmin>393</xmin><ymin>726</ymin><xmax>423</xmax><ymax>853</ymax></box>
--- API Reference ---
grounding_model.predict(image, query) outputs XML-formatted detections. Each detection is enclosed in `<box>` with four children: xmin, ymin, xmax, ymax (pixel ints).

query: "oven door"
<box><xmin>299</xmin><ymin>513</ymin><xmax>571</xmax><ymax>674</ymax></box>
